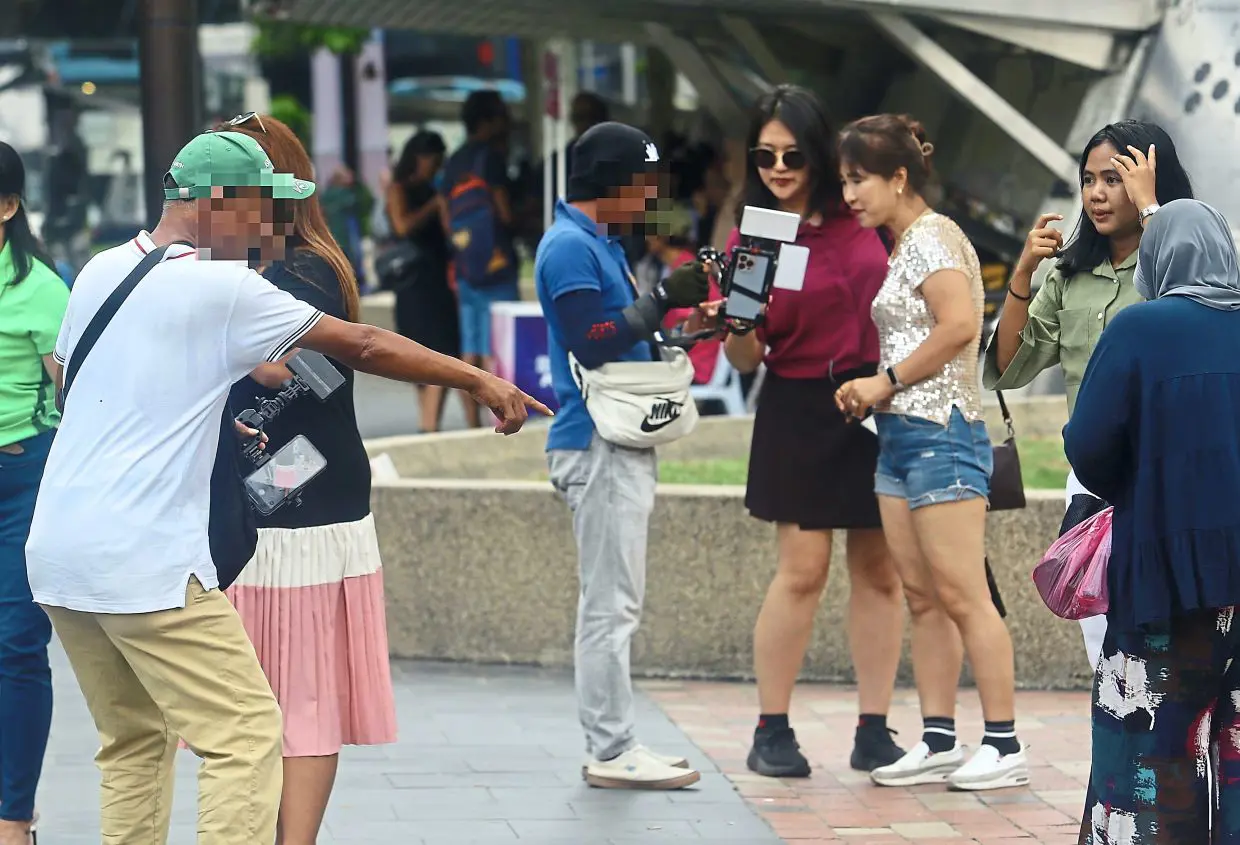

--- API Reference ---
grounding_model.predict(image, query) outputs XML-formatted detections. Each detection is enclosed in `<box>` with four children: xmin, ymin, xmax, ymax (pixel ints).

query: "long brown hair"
<box><xmin>218</xmin><ymin>115</ymin><xmax>360</xmax><ymax>321</ymax></box>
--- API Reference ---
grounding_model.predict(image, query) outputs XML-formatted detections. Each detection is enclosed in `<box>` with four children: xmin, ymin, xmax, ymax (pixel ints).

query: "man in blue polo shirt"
<box><xmin>536</xmin><ymin>121</ymin><xmax>711</xmax><ymax>790</ymax></box>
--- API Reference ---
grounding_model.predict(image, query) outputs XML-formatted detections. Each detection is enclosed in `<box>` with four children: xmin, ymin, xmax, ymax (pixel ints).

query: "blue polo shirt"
<box><xmin>536</xmin><ymin>200</ymin><xmax>651</xmax><ymax>451</ymax></box>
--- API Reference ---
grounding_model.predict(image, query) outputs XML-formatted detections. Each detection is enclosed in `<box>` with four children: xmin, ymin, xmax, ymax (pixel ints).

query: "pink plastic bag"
<box><xmin>1032</xmin><ymin>506</ymin><xmax>1112</xmax><ymax>620</ymax></box>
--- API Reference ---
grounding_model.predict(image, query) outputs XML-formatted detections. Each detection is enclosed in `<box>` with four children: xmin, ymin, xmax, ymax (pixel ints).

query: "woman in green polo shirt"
<box><xmin>0</xmin><ymin>141</ymin><xmax>66</xmax><ymax>845</ymax></box>
<box><xmin>983</xmin><ymin>121</ymin><xmax>1194</xmax><ymax>670</ymax></box>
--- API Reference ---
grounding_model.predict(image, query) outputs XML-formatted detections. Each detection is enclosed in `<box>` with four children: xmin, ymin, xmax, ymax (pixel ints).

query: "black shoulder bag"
<box><xmin>988</xmin><ymin>391</ymin><xmax>1026</xmax><ymax>511</ymax></box>
<box><xmin>59</xmin><ymin>245</ymin><xmax>258</xmax><ymax>591</ymax></box>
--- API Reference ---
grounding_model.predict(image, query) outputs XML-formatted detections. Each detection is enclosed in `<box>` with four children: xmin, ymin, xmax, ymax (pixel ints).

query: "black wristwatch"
<box><xmin>885</xmin><ymin>366</ymin><xmax>905</xmax><ymax>391</ymax></box>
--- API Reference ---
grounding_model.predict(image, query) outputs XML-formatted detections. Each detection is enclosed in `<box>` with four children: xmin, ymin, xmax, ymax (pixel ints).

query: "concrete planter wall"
<box><xmin>366</xmin><ymin>402</ymin><xmax>1091</xmax><ymax>690</ymax></box>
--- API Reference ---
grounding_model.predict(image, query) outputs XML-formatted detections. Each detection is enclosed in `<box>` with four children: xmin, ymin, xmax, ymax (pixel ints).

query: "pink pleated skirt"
<box><xmin>225</xmin><ymin>513</ymin><xmax>398</xmax><ymax>757</ymax></box>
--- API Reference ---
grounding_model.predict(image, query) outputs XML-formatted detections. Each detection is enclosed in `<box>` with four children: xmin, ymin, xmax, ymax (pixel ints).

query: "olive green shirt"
<box><xmin>982</xmin><ymin>250</ymin><xmax>1140</xmax><ymax>416</ymax></box>
<box><xmin>0</xmin><ymin>243</ymin><xmax>68</xmax><ymax>448</ymax></box>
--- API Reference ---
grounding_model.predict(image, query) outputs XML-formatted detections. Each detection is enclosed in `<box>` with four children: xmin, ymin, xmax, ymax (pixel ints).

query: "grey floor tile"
<box><xmin>39</xmin><ymin>641</ymin><xmax>778</xmax><ymax>842</ymax></box>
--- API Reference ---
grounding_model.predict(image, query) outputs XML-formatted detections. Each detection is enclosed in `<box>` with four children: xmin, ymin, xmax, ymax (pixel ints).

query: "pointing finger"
<box><xmin>525</xmin><ymin>395</ymin><xmax>554</xmax><ymax>417</ymax></box>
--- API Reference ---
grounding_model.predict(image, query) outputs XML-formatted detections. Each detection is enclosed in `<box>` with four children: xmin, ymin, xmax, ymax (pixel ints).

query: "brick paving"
<box><xmin>642</xmin><ymin>680</ymin><xmax>1091</xmax><ymax>844</ymax></box>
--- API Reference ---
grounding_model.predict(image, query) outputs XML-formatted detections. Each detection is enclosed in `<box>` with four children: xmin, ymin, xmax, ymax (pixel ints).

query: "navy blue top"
<box><xmin>1064</xmin><ymin>297</ymin><xmax>1240</xmax><ymax>632</ymax></box>
<box><xmin>535</xmin><ymin>200</ymin><xmax>653</xmax><ymax>451</ymax></box>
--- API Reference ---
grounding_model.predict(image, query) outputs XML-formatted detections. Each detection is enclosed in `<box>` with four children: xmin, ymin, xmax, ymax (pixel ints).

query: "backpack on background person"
<box><xmin>447</xmin><ymin>147</ymin><xmax>514</xmax><ymax>288</ymax></box>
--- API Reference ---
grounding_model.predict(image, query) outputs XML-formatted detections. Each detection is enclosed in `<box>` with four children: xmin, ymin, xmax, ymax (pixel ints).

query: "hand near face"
<box><xmin>1111</xmin><ymin>145</ymin><xmax>1158</xmax><ymax>211</ymax></box>
<box><xmin>1017</xmin><ymin>213</ymin><xmax>1064</xmax><ymax>274</ymax></box>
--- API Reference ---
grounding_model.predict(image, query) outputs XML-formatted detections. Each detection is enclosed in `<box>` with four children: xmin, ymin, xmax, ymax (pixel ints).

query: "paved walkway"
<box><xmin>644</xmin><ymin>680</ymin><xmax>1091</xmax><ymax>844</ymax></box>
<box><xmin>39</xmin><ymin>636</ymin><xmax>1092</xmax><ymax>844</ymax></box>
<box><xmin>38</xmin><ymin>641</ymin><xmax>778</xmax><ymax>844</ymax></box>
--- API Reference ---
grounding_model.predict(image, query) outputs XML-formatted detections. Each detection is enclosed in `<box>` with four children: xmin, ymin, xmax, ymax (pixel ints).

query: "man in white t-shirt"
<box><xmin>25</xmin><ymin>131</ymin><xmax>549</xmax><ymax>845</ymax></box>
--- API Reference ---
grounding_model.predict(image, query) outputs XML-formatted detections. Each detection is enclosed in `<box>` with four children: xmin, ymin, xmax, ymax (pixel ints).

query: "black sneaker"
<box><xmin>850</xmin><ymin>725</ymin><xmax>905</xmax><ymax>772</ymax></box>
<box><xmin>747</xmin><ymin>726</ymin><xmax>812</xmax><ymax>778</ymax></box>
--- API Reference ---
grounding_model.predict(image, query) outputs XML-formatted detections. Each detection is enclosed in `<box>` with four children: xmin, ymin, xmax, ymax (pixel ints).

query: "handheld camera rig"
<box><xmin>235</xmin><ymin>350</ymin><xmax>346</xmax><ymax>514</ymax></box>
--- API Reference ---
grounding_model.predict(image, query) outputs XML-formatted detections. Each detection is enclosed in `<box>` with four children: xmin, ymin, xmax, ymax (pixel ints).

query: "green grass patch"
<box><xmin>658</xmin><ymin>435</ymin><xmax>1070</xmax><ymax>491</ymax></box>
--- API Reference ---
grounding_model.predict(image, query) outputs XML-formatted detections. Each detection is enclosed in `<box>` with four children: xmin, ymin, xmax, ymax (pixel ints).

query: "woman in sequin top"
<box><xmin>834</xmin><ymin>114</ymin><xmax>1026</xmax><ymax>793</ymax></box>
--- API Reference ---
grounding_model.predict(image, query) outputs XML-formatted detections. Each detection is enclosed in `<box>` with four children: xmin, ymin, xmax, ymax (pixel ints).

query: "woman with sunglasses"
<box><xmin>725</xmin><ymin>85</ymin><xmax>905</xmax><ymax>778</ymax></box>
<box><xmin>0</xmin><ymin>142</ymin><xmax>63</xmax><ymax>845</ymax></box>
<box><xmin>217</xmin><ymin>114</ymin><xmax>397</xmax><ymax>845</ymax></box>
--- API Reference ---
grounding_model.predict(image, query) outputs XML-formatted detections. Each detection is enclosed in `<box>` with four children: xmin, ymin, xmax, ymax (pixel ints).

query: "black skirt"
<box><xmin>745</xmin><ymin>367</ymin><xmax>883</xmax><ymax>531</ymax></box>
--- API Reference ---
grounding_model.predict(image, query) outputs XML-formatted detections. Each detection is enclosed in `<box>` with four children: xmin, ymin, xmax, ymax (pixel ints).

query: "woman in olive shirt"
<box><xmin>984</xmin><ymin>120</ymin><xmax>1193</xmax><ymax>669</ymax></box>
<box><xmin>0</xmin><ymin>141</ymin><xmax>66</xmax><ymax>845</ymax></box>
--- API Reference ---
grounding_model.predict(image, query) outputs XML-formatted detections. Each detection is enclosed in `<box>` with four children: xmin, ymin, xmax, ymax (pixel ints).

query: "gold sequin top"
<box><xmin>872</xmin><ymin>211</ymin><xmax>985</xmax><ymax>425</ymax></box>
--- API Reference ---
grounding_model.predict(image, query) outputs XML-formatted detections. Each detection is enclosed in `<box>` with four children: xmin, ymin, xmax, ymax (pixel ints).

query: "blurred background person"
<box><xmin>984</xmin><ymin>121</ymin><xmax>1194</xmax><ymax>670</ymax></box>
<box><xmin>836</xmin><ymin>114</ymin><xmax>1025</xmax><ymax>791</ymax></box>
<box><xmin>320</xmin><ymin>163</ymin><xmax>374</xmax><ymax>290</ymax></box>
<box><xmin>0</xmin><ymin>140</ymin><xmax>66</xmax><ymax>845</ymax></box>
<box><xmin>724</xmin><ymin>85</ymin><xmax>905</xmax><ymax>779</ymax></box>
<box><xmin>386</xmin><ymin>131</ymin><xmax>462</xmax><ymax>433</ymax></box>
<box><xmin>220</xmin><ymin>114</ymin><xmax>398</xmax><ymax>845</ymax></box>
<box><xmin>442</xmin><ymin>90</ymin><xmax>520</xmax><ymax>429</ymax></box>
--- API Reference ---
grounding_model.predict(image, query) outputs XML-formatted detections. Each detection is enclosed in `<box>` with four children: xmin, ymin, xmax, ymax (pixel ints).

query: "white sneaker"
<box><xmin>947</xmin><ymin>744</ymin><xmax>1030</xmax><ymax>791</ymax></box>
<box><xmin>580</xmin><ymin>745</ymin><xmax>688</xmax><ymax>778</ymax></box>
<box><xmin>870</xmin><ymin>741</ymin><xmax>966</xmax><ymax>787</ymax></box>
<box><xmin>584</xmin><ymin>746</ymin><xmax>701</xmax><ymax>790</ymax></box>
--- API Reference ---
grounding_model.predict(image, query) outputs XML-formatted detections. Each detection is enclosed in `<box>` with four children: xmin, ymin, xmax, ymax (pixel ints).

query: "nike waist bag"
<box><xmin>568</xmin><ymin>346</ymin><xmax>699</xmax><ymax>449</ymax></box>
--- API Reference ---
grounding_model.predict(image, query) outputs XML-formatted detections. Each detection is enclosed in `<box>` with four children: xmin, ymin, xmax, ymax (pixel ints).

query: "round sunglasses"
<box><xmin>751</xmin><ymin>147</ymin><xmax>807</xmax><ymax>171</ymax></box>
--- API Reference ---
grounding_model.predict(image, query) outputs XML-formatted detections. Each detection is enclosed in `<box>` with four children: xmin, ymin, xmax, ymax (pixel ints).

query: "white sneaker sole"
<box><xmin>948</xmin><ymin>766</ymin><xmax>1031</xmax><ymax>791</ymax></box>
<box><xmin>581</xmin><ymin>758</ymin><xmax>689</xmax><ymax>778</ymax></box>
<box><xmin>585</xmin><ymin>769</ymin><xmax>702</xmax><ymax>790</ymax></box>
<box><xmin>871</xmin><ymin>762</ymin><xmax>962</xmax><ymax>787</ymax></box>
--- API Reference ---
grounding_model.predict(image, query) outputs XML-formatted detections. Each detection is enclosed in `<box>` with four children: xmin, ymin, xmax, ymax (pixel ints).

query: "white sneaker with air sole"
<box><xmin>584</xmin><ymin>747</ymin><xmax>701</xmax><ymax>790</ymax></box>
<box><xmin>870</xmin><ymin>741</ymin><xmax>966</xmax><ymax>787</ymax></box>
<box><xmin>947</xmin><ymin>743</ymin><xmax>1030</xmax><ymax>791</ymax></box>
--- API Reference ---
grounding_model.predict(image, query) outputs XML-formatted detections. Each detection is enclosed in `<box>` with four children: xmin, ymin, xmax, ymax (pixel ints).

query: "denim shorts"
<box><xmin>874</xmin><ymin>407</ymin><xmax>993</xmax><ymax>510</ymax></box>
<box><xmin>457</xmin><ymin>279</ymin><xmax>520</xmax><ymax>357</ymax></box>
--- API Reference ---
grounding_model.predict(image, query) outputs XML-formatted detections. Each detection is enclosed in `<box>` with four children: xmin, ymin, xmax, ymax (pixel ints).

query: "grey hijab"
<box><xmin>1133</xmin><ymin>199</ymin><xmax>1240</xmax><ymax>310</ymax></box>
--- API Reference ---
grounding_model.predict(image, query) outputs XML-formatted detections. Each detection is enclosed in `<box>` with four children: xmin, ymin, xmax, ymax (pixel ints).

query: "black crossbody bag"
<box><xmin>58</xmin><ymin>246</ymin><xmax>258</xmax><ymax>591</ymax></box>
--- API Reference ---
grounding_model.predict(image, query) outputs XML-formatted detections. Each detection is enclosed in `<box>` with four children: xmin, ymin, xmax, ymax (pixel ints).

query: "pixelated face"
<box><xmin>195</xmin><ymin>186</ymin><xmax>291</xmax><ymax>261</ymax></box>
<box><xmin>597</xmin><ymin>171</ymin><xmax>663</xmax><ymax>234</ymax></box>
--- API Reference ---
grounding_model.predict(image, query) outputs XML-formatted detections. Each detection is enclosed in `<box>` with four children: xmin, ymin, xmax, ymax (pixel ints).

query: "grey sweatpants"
<box><xmin>548</xmin><ymin>435</ymin><xmax>657</xmax><ymax>762</ymax></box>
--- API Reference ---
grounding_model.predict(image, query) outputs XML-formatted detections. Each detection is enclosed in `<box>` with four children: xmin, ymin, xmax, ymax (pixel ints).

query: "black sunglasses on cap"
<box><xmin>751</xmin><ymin>147</ymin><xmax>807</xmax><ymax>171</ymax></box>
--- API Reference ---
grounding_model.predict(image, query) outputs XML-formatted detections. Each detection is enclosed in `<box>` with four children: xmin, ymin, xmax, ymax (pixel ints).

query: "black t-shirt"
<box><xmin>229</xmin><ymin>253</ymin><xmax>372</xmax><ymax>529</ymax></box>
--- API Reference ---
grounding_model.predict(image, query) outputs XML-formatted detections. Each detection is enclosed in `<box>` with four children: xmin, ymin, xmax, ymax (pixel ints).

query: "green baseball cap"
<box><xmin>163</xmin><ymin>131</ymin><xmax>316</xmax><ymax>201</ymax></box>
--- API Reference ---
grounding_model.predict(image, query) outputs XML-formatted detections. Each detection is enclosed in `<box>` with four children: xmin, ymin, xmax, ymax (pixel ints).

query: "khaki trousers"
<box><xmin>42</xmin><ymin>577</ymin><xmax>283</xmax><ymax>845</ymax></box>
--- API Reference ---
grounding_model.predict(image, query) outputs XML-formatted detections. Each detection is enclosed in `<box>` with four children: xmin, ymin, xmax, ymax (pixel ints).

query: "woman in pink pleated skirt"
<box><xmin>221</xmin><ymin>113</ymin><xmax>397</xmax><ymax>845</ymax></box>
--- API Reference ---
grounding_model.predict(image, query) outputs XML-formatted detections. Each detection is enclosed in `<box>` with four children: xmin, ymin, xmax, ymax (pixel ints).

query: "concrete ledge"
<box><xmin>371</xmin><ymin>479</ymin><xmax>1088</xmax><ymax>691</ymax></box>
<box><xmin>366</xmin><ymin>399</ymin><xmax>1083</xmax><ymax>690</ymax></box>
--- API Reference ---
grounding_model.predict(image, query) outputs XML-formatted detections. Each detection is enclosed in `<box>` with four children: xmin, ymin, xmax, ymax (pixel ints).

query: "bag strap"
<box><xmin>995</xmin><ymin>390</ymin><xmax>1016</xmax><ymax>439</ymax></box>
<box><xmin>61</xmin><ymin>245</ymin><xmax>170</xmax><ymax>403</ymax></box>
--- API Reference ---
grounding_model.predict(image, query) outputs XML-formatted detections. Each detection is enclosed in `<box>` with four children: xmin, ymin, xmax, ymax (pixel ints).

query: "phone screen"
<box><xmin>725</xmin><ymin>252</ymin><xmax>769</xmax><ymax>322</ymax></box>
<box><xmin>243</xmin><ymin>435</ymin><xmax>328</xmax><ymax>515</ymax></box>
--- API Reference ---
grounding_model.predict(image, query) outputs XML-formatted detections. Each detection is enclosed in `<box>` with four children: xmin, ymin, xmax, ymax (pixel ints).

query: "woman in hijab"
<box><xmin>1064</xmin><ymin>199</ymin><xmax>1240</xmax><ymax>843</ymax></box>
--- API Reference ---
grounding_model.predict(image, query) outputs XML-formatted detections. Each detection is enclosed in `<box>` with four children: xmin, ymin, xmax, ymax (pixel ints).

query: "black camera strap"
<box><xmin>60</xmin><ymin>245</ymin><xmax>170</xmax><ymax>406</ymax></box>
